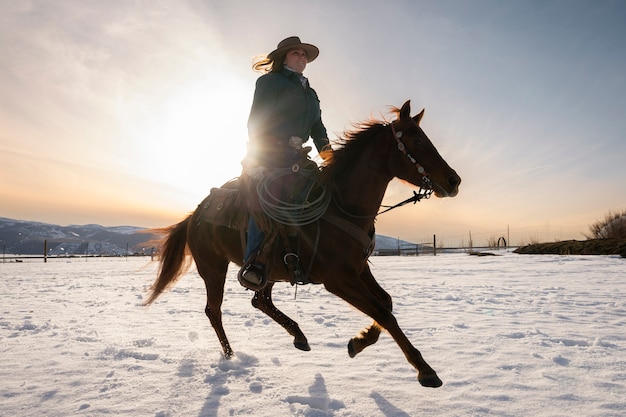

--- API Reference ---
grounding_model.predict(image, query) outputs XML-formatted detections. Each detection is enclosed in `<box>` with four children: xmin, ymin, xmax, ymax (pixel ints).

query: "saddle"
<box><xmin>197</xmin><ymin>179</ymin><xmax>243</xmax><ymax>229</ymax></box>
<box><xmin>198</xmin><ymin>161</ymin><xmax>326</xmax><ymax>286</ymax></box>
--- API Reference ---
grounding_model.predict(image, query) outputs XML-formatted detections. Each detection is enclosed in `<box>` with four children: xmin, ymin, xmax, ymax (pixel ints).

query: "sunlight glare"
<box><xmin>121</xmin><ymin>73</ymin><xmax>252</xmax><ymax>205</ymax></box>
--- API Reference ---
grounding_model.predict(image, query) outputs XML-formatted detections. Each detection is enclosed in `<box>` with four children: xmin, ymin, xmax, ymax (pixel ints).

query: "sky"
<box><xmin>1</xmin><ymin>0</ymin><xmax>625</xmax><ymax>246</ymax></box>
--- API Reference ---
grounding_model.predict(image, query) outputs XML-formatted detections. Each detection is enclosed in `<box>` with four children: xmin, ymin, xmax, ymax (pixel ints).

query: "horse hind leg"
<box><xmin>205</xmin><ymin>304</ymin><xmax>233</xmax><ymax>358</ymax></box>
<box><xmin>196</xmin><ymin>257</ymin><xmax>234</xmax><ymax>358</ymax></box>
<box><xmin>252</xmin><ymin>283</ymin><xmax>310</xmax><ymax>351</ymax></box>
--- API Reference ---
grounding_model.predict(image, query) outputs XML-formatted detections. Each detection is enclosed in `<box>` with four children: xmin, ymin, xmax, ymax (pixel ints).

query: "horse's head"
<box><xmin>389</xmin><ymin>101</ymin><xmax>461</xmax><ymax>198</ymax></box>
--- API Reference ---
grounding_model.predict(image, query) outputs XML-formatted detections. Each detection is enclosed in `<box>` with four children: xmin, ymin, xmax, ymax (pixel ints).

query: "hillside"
<box><xmin>0</xmin><ymin>217</ymin><xmax>415</xmax><ymax>256</ymax></box>
<box><xmin>0</xmin><ymin>217</ymin><xmax>161</xmax><ymax>256</ymax></box>
<box><xmin>514</xmin><ymin>238</ymin><xmax>626</xmax><ymax>258</ymax></box>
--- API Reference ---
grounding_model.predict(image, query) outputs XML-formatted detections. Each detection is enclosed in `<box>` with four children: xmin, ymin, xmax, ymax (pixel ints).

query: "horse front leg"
<box><xmin>348</xmin><ymin>276</ymin><xmax>391</xmax><ymax>357</ymax></box>
<box><xmin>382</xmin><ymin>314</ymin><xmax>442</xmax><ymax>387</ymax></box>
<box><xmin>251</xmin><ymin>282</ymin><xmax>310</xmax><ymax>351</ymax></box>
<box><xmin>348</xmin><ymin>323</ymin><xmax>382</xmax><ymax>358</ymax></box>
<box><xmin>325</xmin><ymin>267</ymin><xmax>442</xmax><ymax>388</ymax></box>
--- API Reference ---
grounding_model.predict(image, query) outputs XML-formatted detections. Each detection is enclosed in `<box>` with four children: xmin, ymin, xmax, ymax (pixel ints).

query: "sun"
<box><xmin>120</xmin><ymin>73</ymin><xmax>252</xmax><ymax>206</ymax></box>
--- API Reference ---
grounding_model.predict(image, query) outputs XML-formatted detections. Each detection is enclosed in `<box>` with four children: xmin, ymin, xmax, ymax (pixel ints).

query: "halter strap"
<box><xmin>390</xmin><ymin>122</ymin><xmax>428</xmax><ymax>177</ymax></box>
<box><xmin>390</xmin><ymin>122</ymin><xmax>434</xmax><ymax>197</ymax></box>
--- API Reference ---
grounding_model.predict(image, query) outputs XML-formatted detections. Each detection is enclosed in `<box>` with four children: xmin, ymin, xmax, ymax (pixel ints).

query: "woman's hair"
<box><xmin>252</xmin><ymin>53</ymin><xmax>286</xmax><ymax>73</ymax></box>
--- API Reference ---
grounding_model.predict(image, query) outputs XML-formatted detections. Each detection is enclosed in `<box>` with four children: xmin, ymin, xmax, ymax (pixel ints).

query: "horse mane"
<box><xmin>320</xmin><ymin>111</ymin><xmax>397</xmax><ymax>185</ymax></box>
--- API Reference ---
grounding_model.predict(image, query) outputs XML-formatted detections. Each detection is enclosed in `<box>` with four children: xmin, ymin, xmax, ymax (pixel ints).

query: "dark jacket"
<box><xmin>247</xmin><ymin>68</ymin><xmax>329</xmax><ymax>163</ymax></box>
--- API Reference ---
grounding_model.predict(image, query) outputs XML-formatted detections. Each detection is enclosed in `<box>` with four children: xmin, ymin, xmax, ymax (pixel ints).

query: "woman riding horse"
<box><xmin>145</xmin><ymin>100</ymin><xmax>461</xmax><ymax>388</ymax></box>
<box><xmin>240</xmin><ymin>36</ymin><xmax>332</xmax><ymax>289</ymax></box>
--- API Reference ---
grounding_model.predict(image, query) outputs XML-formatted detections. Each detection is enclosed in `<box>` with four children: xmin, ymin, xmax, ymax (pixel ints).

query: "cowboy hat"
<box><xmin>267</xmin><ymin>36</ymin><xmax>319</xmax><ymax>63</ymax></box>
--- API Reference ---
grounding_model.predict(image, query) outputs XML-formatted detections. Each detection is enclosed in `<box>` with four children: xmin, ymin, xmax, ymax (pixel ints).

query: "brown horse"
<box><xmin>145</xmin><ymin>100</ymin><xmax>461</xmax><ymax>388</ymax></box>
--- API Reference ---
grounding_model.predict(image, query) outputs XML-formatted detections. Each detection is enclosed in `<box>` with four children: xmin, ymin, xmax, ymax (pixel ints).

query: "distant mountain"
<box><xmin>374</xmin><ymin>234</ymin><xmax>415</xmax><ymax>250</ymax></box>
<box><xmin>0</xmin><ymin>217</ymin><xmax>418</xmax><ymax>256</ymax></box>
<box><xmin>0</xmin><ymin>217</ymin><xmax>161</xmax><ymax>256</ymax></box>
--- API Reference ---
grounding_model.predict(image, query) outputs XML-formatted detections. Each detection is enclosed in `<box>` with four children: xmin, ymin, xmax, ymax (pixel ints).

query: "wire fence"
<box><xmin>378</xmin><ymin>223</ymin><xmax>591</xmax><ymax>256</ymax></box>
<box><xmin>445</xmin><ymin>229</ymin><xmax>586</xmax><ymax>249</ymax></box>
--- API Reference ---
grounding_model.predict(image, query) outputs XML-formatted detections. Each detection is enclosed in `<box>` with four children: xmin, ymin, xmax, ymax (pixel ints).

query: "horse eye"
<box><xmin>406</xmin><ymin>128</ymin><xmax>421</xmax><ymax>147</ymax></box>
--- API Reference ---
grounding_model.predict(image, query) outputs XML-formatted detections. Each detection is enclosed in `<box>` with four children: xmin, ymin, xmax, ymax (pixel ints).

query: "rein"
<box><xmin>378</xmin><ymin>189</ymin><xmax>432</xmax><ymax>214</ymax></box>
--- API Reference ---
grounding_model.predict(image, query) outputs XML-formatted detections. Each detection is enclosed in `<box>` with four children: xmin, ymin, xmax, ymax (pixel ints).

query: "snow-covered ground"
<box><xmin>1</xmin><ymin>252</ymin><xmax>625</xmax><ymax>416</ymax></box>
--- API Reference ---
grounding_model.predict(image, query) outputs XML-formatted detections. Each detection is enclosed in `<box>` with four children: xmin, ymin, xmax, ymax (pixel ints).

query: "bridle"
<box><xmin>390</xmin><ymin>121</ymin><xmax>434</xmax><ymax>193</ymax></box>
<box><xmin>334</xmin><ymin>122</ymin><xmax>434</xmax><ymax>219</ymax></box>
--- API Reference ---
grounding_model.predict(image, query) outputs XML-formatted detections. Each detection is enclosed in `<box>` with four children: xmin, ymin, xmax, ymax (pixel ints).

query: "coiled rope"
<box><xmin>257</xmin><ymin>168</ymin><xmax>330</xmax><ymax>226</ymax></box>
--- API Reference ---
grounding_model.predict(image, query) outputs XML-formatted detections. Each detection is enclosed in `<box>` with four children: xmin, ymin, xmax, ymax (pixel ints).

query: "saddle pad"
<box><xmin>198</xmin><ymin>187</ymin><xmax>243</xmax><ymax>229</ymax></box>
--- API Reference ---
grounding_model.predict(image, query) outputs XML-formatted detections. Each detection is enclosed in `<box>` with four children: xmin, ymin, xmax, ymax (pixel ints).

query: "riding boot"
<box><xmin>244</xmin><ymin>217</ymin><xmax>264</xmax><ymax>261</ymax></box>
<box><xmin>239</xmin><ymin>217</ymin><xmax>267</xmax><ymax>289</ymax></box>
<box><xmin>239</xmin><ymin>260</ymin><xmax>265</xmax><ymax>290</ymax></box>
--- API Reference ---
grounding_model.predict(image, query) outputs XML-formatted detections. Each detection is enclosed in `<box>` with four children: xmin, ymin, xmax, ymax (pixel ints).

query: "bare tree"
<box><xmin>587</xmin><ymin>210</ymin><xmax>626</xmax><ymax>239</ymax></box>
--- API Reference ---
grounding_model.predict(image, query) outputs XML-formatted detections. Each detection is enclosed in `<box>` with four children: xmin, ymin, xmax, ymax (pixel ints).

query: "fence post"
<box><xmin>433</xmin><ymin>234</ymin><xmax>437</xmax><ymax>256</ymax></box>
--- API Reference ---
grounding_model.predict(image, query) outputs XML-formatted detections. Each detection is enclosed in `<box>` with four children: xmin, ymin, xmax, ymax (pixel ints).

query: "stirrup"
<box><xmin>283</xmin><ymin>252</ymin><xmax>306</xmax><ymax>285</ymax></box>
<box><xmin>238</xmin><ymin>262</ymin><xmax>267</xmax><ymax>291</ymax></box>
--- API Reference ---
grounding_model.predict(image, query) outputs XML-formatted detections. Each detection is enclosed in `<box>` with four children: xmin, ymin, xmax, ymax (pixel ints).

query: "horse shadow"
<box><xmin>285</xmin><ymin>373</ymin><xmax>345</xmax><ymax>412</ymax></box>
<box><xmin>370</xmin><ymin>391</ymin><xmax>412</xmax><ymax>417</ymax></box>
<box><xmin>196</xmin><ymin>353</ymin><xmax>258</xmax><ymax>417</ymax></box>
<box><xmin>192</xmin><ymin>355</ymin><xmax>412</xmax><ymax>417</ymax></box>
<box><xmin>197</xmin><ymin>368</ymin><xmax>346</xmax><ymax>416</ymax></box>
<box><xmin>197</xmin><ymin>371</ymin><xmax>229</xmax><ymax>417</ymax></box>
<box><xmin>284</xmin><ymin>376</ymin><xmax>413</xmax><ymax>416</ymax></box>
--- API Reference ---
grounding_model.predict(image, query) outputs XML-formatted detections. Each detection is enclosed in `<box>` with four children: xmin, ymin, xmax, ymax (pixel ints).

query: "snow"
<box><xmin>1</xmin><ymin>252</ymin><xmax>625</xmax><ymax>416</ymax></box>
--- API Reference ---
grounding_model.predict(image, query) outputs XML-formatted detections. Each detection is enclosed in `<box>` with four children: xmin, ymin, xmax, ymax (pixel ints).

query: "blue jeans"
<box><xmin>244</xmin><ymin>216</ymin><xmax>264</xmax><ymax>262</ymax></box>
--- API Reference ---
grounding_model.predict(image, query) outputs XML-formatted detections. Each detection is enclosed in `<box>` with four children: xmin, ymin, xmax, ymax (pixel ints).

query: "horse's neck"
<box><xmin>332</xmin><ymin>147</ymin><xmax>393</xmax><ymax>226</ymax></box>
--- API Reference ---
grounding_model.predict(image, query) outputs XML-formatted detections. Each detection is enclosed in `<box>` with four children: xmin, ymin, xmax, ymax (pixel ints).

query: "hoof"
<box><xmin>294</xmin><ymin>340</ymin><xmax>311</xmax><ymax>351</ymax></box>
<box><xmin>347</xmin><ymin>340</ymin><xmax>357</xmax><ymax>358</ymax></box>
<box><xmin>418</xmin><ymin>374</ymin><xmax>443</xmax><ymax>388</ymax></box>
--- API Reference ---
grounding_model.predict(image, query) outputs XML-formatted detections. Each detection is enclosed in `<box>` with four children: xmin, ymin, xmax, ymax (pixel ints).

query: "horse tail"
<box><xmin>144</xmin><ymin>216</ymin><xmax>192</xmax><ymax>306</ymax></box>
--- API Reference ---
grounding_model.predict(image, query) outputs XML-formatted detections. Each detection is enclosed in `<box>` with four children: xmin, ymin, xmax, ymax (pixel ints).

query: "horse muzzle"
<box><xmin>433</xmin><ymin>173</ymin><xmax>461</xmax><ymax>198</ymax></box>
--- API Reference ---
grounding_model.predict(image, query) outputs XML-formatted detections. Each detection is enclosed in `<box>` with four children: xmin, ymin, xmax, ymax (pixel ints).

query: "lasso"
<box><xmin>257</xmin><ymin>168</ymin><xmax>330</xmax><ymax>226</ymax></box>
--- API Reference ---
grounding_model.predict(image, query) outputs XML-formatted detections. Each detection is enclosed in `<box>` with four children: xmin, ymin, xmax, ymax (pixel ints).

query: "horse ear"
<box><xmin>413</xmin><ymin>108</ymin><xmax>425</xmax><ymax>124</ymax></box>
<box><xmin>399</xmin><ymin>100</ymin><xmax>411</xmax><ymax>120</ymax></box>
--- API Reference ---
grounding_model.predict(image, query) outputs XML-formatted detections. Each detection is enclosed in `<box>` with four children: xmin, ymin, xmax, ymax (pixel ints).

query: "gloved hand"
<box><xmin>245</xmin><ymin>166</ymin><xmax>266</xmax><ymax>181</ymax></box>
<box><xmin>319</xmin><ymin>143</ymin><xmax>333</xmax><ymax>160</ymax></box>
<box><xmin>298</xmin><ymin>146</ymin><xmax>313</xmax><ymax>156</ymax></box>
